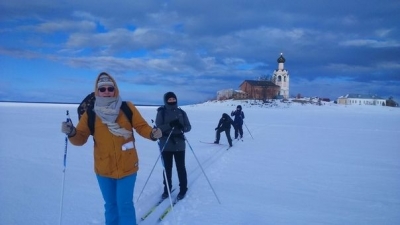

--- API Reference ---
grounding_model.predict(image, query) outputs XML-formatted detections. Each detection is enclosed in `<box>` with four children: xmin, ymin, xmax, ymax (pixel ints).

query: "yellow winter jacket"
<box><xmin>68</xmin><ymin>73</ymin><xmax>155</xmax><ymax>179</ymax></box>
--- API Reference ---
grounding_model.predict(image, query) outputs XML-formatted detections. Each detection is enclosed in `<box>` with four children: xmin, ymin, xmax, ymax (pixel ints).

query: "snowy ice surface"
<box><xmin>0</xmin><ymin>100</ymin><xmax>399</xmax><ymax>225</ymax></box>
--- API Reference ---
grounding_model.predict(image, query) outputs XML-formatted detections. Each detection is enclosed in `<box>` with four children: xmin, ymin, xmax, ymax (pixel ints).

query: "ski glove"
<box><xmin>169</xmin><ymin>119</ymin><xmax>183</xmax><ymax>129</ymax></box>
<box><xmin>151</xmin><ymin>128</ymin><xmax>162</xmax><ymax>140</ymax></box>
<box><xmin>61</xmin><ymin>120</ymin><xmax>76</xmax><ymax>137</ymax></box>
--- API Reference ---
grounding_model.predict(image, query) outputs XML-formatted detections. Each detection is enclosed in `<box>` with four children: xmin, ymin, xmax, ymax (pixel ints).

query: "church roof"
<box><xmin>277</xmin><ymin>53</ymin><xmax>285</xmax><ymax>63</ymax></box>
<box><xmin>240</xmin><ymin>80</ymin><xmax>279</xmax><ymax>87</ymax></box>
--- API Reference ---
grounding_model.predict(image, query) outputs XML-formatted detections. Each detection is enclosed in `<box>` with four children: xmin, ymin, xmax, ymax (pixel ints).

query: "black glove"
<box><xmin>169</xmin><ymin>119</ymin><xmax>183</xmax><ymax>129</ymax></box>
<box><xmin>215</xmin><ymin>127</ymin><xmax>218</xmax><ymax>131</ymax></box>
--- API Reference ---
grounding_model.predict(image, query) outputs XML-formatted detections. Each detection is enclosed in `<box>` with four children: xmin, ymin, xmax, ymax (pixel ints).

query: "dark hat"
<box><xmin>237</xmin><ymin>105</ymin><xmax>242</xmax><ymax>110</ymax></box>
<box><xmin>164</xmin><ymin>92</ymin><xmax>177</xmax><ymax>105</ymax></box>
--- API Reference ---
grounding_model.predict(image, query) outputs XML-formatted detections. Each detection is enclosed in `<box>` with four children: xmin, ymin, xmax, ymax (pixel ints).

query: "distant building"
<box><xmin>337</xmin><ymin>94</ymin><xmax>386</xmax><ymax>106</ymax></box>
<box><xmin>272</xmin><ymin>53</ymin><xmax>290</xmax><ymax>99</ymax></box>
<box><xmin>216</xmin><ymin>89</ymin><xmax>248</xmax><ymax>100</ymax></box>
<box><xmin>386</xmin><ymin>97</ymin><xmax>399</xmax><ymax>107</ymax></box>
<box><xmin>239</xmin><ymin>80</ymin><xmax>280</xmax><ymax>100</ymax></box>
<box><xmin>215</xmin><ymin>53</ymin><xmax>288</xmax><ymax>101</ymax></box>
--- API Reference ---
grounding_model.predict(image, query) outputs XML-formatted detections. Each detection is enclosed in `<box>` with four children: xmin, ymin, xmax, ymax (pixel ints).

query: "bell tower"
<box><xmin>272</xmin><ymin>53</ymin><xmax>290</xmax><ymax>99</ymax></box>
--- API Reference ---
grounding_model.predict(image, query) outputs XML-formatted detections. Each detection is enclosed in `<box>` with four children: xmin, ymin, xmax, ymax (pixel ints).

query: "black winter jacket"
<box><xmin>216</xmin><ymin>113</ymin><xmax>234</xmax><ymax>130</ymax></box>
<box><xmin>155</xmin><ymin>104</ymin><xmax>191</xmax><ymax>152</ymax></box>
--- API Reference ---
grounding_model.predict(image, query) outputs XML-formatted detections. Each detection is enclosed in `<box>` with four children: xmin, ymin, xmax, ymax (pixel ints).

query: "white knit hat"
<box><xmin>97</xmin><ymin>74</ymin><xmax>114</xmax><ymax>88</ymax></box>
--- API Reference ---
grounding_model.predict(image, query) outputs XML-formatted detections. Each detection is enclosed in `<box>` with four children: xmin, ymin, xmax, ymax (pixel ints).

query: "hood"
<box><xmin>94</xmin><ymin>72</ymin><xmax>119</xmax><ymax>97</ymax></box>
<box><xmin>163</xmin><ymin>91</ymin><xmax>178</xmax><ymax>106</ymax></box>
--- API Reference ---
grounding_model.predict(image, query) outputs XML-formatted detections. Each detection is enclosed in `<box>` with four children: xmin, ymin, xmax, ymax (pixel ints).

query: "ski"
<box><xmin>199</xmin><ymin>141</ymin><xmax>225</xmax><ymax>145</ymax></box>
<box><xmin>234</xmin><ymin>138</ymin><xmax>243</xmax><ymax>142</ymax></box>
<box><xmin>227</xmin><ymin>138</ymin><xmax>242</xmax><ymax>150</ymax></box>
<box><xmin>159</xmin><ymin>197</ymin><xmax>180</xmax><ymax>221</ymax></box>
<box><xmin>140</xmin><ymin>189</ymin><xmax>175</xmax><ymax>221</ymax></box>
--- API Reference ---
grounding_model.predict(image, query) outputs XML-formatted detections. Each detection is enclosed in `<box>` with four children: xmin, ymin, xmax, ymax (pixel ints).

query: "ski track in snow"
<box><xmin>1</xmin><ymin>101</ymin><xmax>400</xmax><ymax>225</ymax></box>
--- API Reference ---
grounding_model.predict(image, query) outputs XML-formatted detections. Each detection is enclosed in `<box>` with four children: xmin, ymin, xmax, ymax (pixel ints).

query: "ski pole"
<box><xmin>136</xmin><ymin>126</ymin><xmax>175</xmax><ymax>203</ymax></box>
<box><xmin>154</xmin><ymin>121</ymin><xmax>175</xmax><ymax>205</ymax></box>
<box><xmin>243</xmin><ymin>121</ymin><xmax>254</xmax><ymax>139</ymax></box>
<box><xmin>59</xmin><ymin>110</ymin><xmax>71</xmax><ymax>225</ymax></box>
<box><xmin>184</xmin><ymin>134</ymin><xmax>221</xmax><ymax>204</ymax></box>
<box><xmin>159</xmin><ymin>127</ymin><xmax>178</xmax><ymax>224</ymax></box>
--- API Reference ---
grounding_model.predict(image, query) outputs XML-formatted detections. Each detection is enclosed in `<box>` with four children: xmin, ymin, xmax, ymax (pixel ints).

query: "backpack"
<box><xmin>157</xmin><ymin>105</ymin><xmax>185</xmax><ymax>123</ymax></box>
<box><xmin>77</xmin><ymin>92</ymin><xmax>133</xmax><ymax>135</ymax></box>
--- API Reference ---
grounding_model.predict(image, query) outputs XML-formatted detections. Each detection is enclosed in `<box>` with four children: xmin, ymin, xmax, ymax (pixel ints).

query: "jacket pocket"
<box><xmin>94</xmin><ymin>154</ymin><xmax>114</xmax><ymax>176</ymax></box>
<box><xmin>121</xmin><ymin>149</ymin><xmax>138</xmax><ymax>173</ymax></box>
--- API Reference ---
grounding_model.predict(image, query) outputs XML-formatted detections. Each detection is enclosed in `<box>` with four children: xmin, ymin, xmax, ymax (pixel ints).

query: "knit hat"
<box><xmin>164</xmin><ymin>92</ymin><xmax>177</xmax><ymax>105</ymax></box>
<box><xmin>97</xmin><ymin>73</ymin><xmax>114</xmax><ymax>88</ymax></box>
<box><xmin>237</xmin><ymin>105</ymin><xmax>242</xmax><ymax>110</ymax></box>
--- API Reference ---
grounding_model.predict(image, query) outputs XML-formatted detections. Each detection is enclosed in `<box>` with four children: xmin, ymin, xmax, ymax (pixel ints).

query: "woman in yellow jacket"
<box><xmin>61</xmin><ymin>72</ymin><xmax>162</xmax><ymax>225</ymax></box>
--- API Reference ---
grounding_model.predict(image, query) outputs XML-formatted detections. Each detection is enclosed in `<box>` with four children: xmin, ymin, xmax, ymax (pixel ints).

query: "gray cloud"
<box><xmin>0</xmin><ymin>0</ymin><xmax>399</xmax><ymax>104</ymax></box>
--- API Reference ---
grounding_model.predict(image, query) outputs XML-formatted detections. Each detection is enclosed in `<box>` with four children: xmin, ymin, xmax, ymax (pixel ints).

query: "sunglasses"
<box><xmin>98</xmin><ymin>87</ymin><xmax>115</xmax><ymax>92</ymax></box>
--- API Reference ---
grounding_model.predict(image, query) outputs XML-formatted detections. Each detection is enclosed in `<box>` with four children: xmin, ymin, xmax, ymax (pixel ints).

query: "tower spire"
<box><xmin>272</xmin><ymin>53</ymin><xmax>289</xmax><ymax>99</ymax></box>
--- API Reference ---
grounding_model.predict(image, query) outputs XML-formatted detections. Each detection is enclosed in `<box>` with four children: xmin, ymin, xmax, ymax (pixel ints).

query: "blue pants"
<box><xmin>96</xmin><ymin>173</ymin><xmax>137</xmax><ymax>225</ymax></box>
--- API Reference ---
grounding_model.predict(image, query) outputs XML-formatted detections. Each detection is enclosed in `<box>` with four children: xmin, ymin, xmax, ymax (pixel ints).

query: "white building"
<box><xmin>216</xmin><ymin>89</ymin><xmax>234</xmax><ymax>100</ymax></box>
<box><xmin>337</xmin><ymin>94</ymin><xmax>386</xmax><ymax>106</ymax></box>
<box><xmin>216</xmin><ymin>89</ymin><xmax>248</xmax><ymax>100</ymax></box>
<box><xmin>272</xmin><ymin>53</ymin><xmax>290</xmax><ymax>99</ymax></box>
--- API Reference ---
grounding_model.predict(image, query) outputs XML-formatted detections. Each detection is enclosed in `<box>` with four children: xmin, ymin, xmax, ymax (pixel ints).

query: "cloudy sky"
<box><xmin>1</xmin><ymin>0</ymin><xmax>399</xmax><ymax>105</ymax></box>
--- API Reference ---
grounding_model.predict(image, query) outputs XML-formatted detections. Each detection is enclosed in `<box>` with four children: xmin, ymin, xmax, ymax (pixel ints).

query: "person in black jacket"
<box><xmin>214</xmin><ymin>113</ymin><xmax>234</xmax><ymax>147</ymax></box>
<box><xmin>155</xmin><ymin>92</ymin><xmax>191</xmax><ymax>200</ymax></box>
